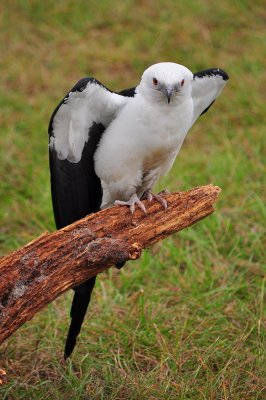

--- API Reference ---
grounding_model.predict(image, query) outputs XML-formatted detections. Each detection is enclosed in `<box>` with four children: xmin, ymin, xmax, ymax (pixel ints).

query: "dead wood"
<box><xmin>0</xmin><ymin>184</ymin><xmax>221</xmax><ymax>345</ymax></box>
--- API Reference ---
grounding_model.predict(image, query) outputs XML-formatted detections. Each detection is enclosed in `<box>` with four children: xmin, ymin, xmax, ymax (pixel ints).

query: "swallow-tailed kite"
<box><xmin>48</xmin><ymin>62</ymin><xmax>229</xmax><ymax>358</ymax></box>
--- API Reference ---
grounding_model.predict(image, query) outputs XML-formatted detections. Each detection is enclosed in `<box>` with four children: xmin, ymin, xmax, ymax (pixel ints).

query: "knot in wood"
<box><xmin>129</xmin><ymin>243</ymin><xmax>142</xmax><ymax>260</ymax></box>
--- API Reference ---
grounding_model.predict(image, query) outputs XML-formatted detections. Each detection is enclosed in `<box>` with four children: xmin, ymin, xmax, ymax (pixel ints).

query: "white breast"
<box><xmin>94</xmin><ymin>94</ymin><xmax>194</xmax><ymax>205</ymax></box>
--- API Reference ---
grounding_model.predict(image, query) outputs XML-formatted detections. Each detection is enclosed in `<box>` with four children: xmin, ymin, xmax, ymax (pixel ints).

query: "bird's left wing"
<box><xmin>191</xmin><ymin>68</ymin><xmax>229</xmax><ymax>124</ymax></box>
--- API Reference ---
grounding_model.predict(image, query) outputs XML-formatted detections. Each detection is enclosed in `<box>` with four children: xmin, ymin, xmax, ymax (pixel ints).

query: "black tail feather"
<box><xmin>64</xmin><ymin>277</ymin><xmax>96</xmax><ymax>359</ymax></box>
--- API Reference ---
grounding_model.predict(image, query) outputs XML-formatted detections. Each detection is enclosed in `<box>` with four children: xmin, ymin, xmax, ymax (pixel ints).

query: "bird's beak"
<box><xmin>165</xmin><ymin>87</ymin><xmax>173</xmax><ymax>104</ymax></box>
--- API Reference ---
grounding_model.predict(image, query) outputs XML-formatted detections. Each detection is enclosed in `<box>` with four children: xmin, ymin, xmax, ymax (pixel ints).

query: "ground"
<box><xmin>0</xmin><ymin>1</ymin><xmax>265</xmax><ymax>399</ymax></box>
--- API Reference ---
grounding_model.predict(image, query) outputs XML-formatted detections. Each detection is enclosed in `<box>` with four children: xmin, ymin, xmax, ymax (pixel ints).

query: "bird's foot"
<box><xmin>143</xmin><ymin>189</ymin><xmax>170</xmax><ymax>209</ymax></box>
<box><xmin>114</xmin><ymin>194</ymin><xmax>147</xmax><ymax>214</ymax></box>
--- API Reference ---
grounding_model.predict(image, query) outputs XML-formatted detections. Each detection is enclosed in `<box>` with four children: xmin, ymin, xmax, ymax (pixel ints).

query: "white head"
<box><xmin>137</xmin><ymin>62</ymin><xmax>193</xmax><ymax>105</ymax></box>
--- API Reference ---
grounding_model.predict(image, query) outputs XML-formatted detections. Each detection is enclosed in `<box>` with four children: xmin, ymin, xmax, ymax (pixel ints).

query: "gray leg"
<box><xmin>114</xmin><ymin>193</ymin><xmax>147</xmax><ymax>214</ymax></box>
<box><xmin>142</xmin><ymin>189</ymin><xmax>170</xmax><ymax>209</ymax></box>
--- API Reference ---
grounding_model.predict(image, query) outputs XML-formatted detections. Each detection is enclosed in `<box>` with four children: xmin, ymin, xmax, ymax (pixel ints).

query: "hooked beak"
<box><xmin>165</xmin><ymin>87</ymin><xmax>174</xmax><ymax>104</ymax></box>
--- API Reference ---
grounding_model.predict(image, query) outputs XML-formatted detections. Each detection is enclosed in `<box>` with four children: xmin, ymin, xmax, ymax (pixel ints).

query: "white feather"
<box><xmin>94</xmin><ymin>63</ymin><xmax>195</xmax><ymax>207</ymax></box>
<box><xmin>51</xmin><ymin>63</ymin><xmax>228</xmax><ymax>207</ymax></box>
<box><xmin>94</xmin><ymin>63</ymin><xmax>228</xmax><ymax>207</ymax></box>
<box><xmin>50</xmin><ymin>82</ymin><xmax>127</xmax><ymax>163</ymax></box>
<box><xmin>192</xmin><ymin>73</ymin><xmax>227</xmax><ymax>124</ymax></box>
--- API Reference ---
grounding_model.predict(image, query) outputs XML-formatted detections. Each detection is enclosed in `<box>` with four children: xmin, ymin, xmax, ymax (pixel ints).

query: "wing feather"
<box><xmin>49</xmin><ymin>78</ymin><xmax>128</xmax><ymax>163</ymax></box>
<box><xmin>48</xmin><ymin>78</ymin><xmax>136</xmax><ymax>358</ymax></box>
<box><xmin>192</xmin><ymin>68</ymin><xmax>229</xmax><ymax>124</ymax></box>
<box><xmin>48</xmin><ymin>77</ymin><xmax>135</xmax><ymax>228</ymax></box>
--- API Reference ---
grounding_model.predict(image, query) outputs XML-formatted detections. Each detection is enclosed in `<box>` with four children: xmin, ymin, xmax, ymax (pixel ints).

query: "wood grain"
<box><xmin>0</xmin><ymin>184</ymin><xmax>221</xmax><ymax>344</ymax></box>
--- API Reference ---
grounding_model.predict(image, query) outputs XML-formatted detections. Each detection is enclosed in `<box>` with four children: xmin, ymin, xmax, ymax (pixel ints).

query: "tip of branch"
<box><xmin>0</xmin><ymin>369</ymin><xmax>7</xmax><ymax>385</ymax></box>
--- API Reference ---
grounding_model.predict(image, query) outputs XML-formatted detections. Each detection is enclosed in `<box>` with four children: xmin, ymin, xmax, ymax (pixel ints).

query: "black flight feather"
<box><xmin>48</xmin><ymin>78</ymin><xmax>136</xmax><ymax>358</ymax></box>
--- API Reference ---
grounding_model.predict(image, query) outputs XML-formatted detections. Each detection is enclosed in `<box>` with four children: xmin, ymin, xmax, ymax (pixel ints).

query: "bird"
<box><xmin>48</xmin><ymin>62</ymin><xmax>229</xmax><ymax>358</ymax></box>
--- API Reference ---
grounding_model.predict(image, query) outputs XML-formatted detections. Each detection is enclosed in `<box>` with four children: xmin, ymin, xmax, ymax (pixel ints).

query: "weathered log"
<box><xmin>0</xmin><ymin>185</ymin><xmax>221</xmax><ymax>345</ymax></box>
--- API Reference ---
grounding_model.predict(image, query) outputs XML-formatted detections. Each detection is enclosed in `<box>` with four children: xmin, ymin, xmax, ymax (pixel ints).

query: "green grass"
<box><xmin>0</xmin><ymin>0</ymin><xmax>265</xmax><ymax>398</ymax></box>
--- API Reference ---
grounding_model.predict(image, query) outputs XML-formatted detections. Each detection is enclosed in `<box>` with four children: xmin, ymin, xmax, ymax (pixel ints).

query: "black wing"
<box><xmin>49</xmin><ymin>121</ymin><xmax>104</xmax><ymax>229</ymax></box>
<box><xmin>48</xmin><ymin>78</ymin><xmax>134</xmax><ymax>228</ymax></box>
<box><xmin>48</xmin><ymin>78</ymin><xmax>135</xmax><ymax>357</ymax></box>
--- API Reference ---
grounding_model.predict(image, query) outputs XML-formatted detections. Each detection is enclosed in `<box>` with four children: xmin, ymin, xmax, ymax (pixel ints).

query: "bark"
<box><xmin>0</xmin><ymin>184</ymin><xmax>220</xmax><ymax>345</ymax></box>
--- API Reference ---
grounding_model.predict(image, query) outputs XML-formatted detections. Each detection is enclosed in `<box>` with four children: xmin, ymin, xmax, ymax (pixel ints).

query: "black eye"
<box><xmin>153</xmin><ymin>77</ymin><xmax>158</xmax><ymax>86</ymax></box>
<box><xmin>181</xmin><ymin>79</ymin><xmax>185</xmax><ymax>86</ymax></box>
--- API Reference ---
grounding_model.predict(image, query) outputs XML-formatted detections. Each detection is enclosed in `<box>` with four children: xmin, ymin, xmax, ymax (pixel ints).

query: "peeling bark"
<box><xmin>0</xmin><ymin>184</ymin><xmax>221</xmax><ymax>344</ymax></box>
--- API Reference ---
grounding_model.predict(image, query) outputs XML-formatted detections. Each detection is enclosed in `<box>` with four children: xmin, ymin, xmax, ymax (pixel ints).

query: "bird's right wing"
<box><xmin>49</xmin><ymin>77</ymin><xmax>129</xmax><ymax>164</ymax></box>
<box><xmin>48</xmin><ymin>78</ymin><xmax>136</xmax><ymax>358</ymax></box>
<box><xmin>48</xmin><ymin>78</ymin><xmax>133</xmax><ymax>229</ymax></box>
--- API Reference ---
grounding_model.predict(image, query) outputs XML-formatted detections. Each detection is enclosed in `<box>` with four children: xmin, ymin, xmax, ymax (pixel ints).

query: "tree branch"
<box><xmin>0</xmin><ymin>184</ymin><xmax>221</xmax><ymax>345</ymax></box>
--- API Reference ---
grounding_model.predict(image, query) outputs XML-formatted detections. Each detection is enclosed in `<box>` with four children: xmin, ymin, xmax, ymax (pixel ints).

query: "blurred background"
<box><xmin>0</xmin><ymin>1</ymin><xmax>265</xmax><ymax>399</ymax></box>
